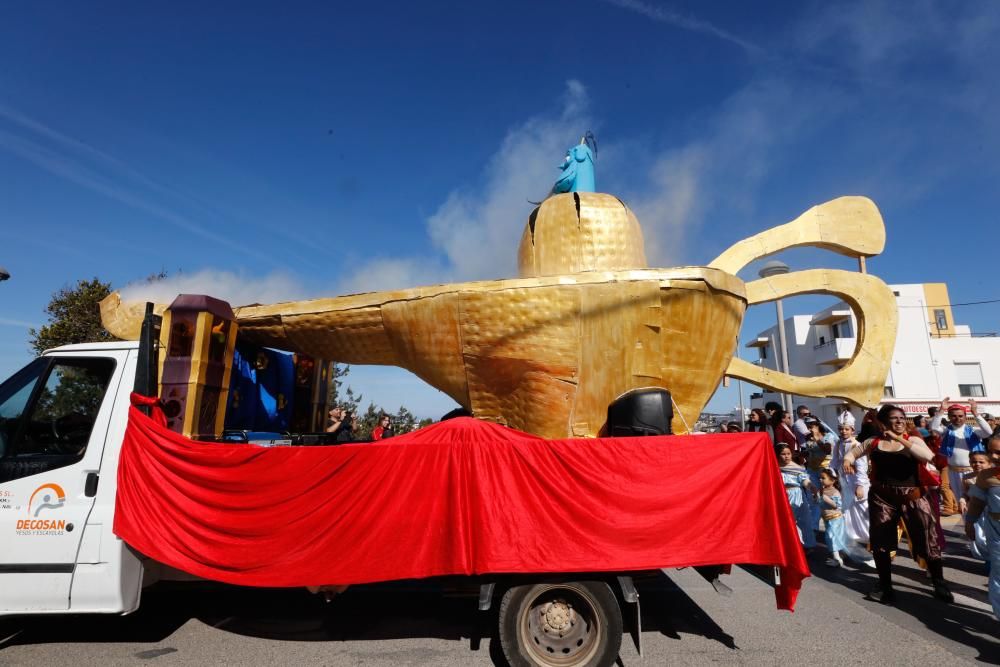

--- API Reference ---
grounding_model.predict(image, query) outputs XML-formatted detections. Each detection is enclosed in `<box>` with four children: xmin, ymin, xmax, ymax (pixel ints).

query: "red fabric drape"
<box><xmin>114</xmin><ymin>407</ymin><xmax>809</xmax><ymax>610</ymax></box>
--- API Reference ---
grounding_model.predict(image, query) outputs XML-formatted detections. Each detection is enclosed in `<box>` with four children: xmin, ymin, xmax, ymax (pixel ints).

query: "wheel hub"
<box><xmin>522</xmin><ymin>588</ymin><xmax>600</xmax><ymax>665</ymax></box>
<box><xmin>540</xmin><ymin>600</ymin><xmax>573</xmax><ymax>634</ymax></box>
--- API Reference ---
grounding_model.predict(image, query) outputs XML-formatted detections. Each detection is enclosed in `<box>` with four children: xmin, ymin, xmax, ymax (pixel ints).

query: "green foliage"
<box><xmin>356</xmin><ymin>402</ymin><xmax>381</xmax><ymax>440</ymax></box>
<box><xmin>28</xmin><ymin>278</ymin><xmax>116</xmax><ymax>355</ymax></box>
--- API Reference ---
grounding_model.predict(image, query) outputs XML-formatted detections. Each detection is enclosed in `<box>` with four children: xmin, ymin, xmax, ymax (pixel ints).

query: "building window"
<box><xmin>760</xmin><ymin>345</ymin><xmax>768</xmax><ymax>360</ymax></box>
<box><xmin>883</xmin><ymin>385</ymin><xmax>895</xmax><ymax>398</ymax></box>
<box><xmin>934</xmin><ymin>309</ymin><xmax>948</xmax><ymax>331</ymax></box>
<box><xmin>833</xmin><ymin>320</ymin><xmax>853</xmax><ymax>339</ymax></box>
<box><xmin>955</xmin><ymin>362</ymin><xmax>985</xmax><ymax>397</ymax></box>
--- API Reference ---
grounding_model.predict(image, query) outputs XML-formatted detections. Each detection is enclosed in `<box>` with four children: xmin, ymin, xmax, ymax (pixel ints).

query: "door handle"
<box><xmin>84</xmin><ymin>472</ymin><xmax>99</xmax><ymax>497</ymax></box>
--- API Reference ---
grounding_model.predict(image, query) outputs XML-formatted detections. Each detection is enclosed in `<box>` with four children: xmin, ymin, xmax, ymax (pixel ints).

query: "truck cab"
<box><xmin>0</xmin><ymin>341</ymin><xmax>144</xmax><ymax>615</ymax></box>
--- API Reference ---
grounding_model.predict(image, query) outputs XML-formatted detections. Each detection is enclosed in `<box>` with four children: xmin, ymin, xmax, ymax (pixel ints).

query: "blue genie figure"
<box><xmin>551</xmin><ymin>132</ymin><xmax>597</xmax><ymax>195</ymax></box>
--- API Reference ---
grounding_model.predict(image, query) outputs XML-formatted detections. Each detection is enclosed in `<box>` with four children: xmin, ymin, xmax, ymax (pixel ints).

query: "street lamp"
<box><xmin>758</xmin><ymin>260</ymin><xmax>792</xmax><ymax>414</ymax></box>
<box><xmin>0</xmin><ymin>266</ymin><xmax>9</xmax><ymax>282</ymax></box>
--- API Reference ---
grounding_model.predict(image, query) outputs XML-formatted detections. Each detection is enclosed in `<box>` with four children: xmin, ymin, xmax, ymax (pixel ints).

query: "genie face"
<box><xmin>551</xmin><ymin>143</ymin><xmax>596</xmax><ymax>194</ymax></box>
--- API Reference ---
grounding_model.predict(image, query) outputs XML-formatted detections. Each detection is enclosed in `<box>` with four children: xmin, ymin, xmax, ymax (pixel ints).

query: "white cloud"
<box><xmin>425</xmin><ymin>80</ymin><xmax>592</xmax><ymax>281</ymax></box>
<box><xmin>118</xmin><ymin>269</ymin><xmax>312</xmax><ymax>308</ymax></box>
<box><xmin>608</xmin><ymin>0</ymin><xmax>762</xmax><ymax>54</ymax></box>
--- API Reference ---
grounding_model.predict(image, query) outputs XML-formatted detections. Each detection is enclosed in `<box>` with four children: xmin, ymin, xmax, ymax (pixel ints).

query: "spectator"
<box><xmin>858</xmin><ymin>409</ymin><xmax>881</xmax><ymax>443</ymax></box>
<box><xmin>843</xmin><ymin>405</ymin><xmax>952</xmax><ymax>604</ymax></box>
<box><xmin>792</xmin><ymin>404</ymin><xmax>813</xmax><ymax>447</ymax></box>
<box><xmin>931</xmin><ymin>398</ymin><xmax>990</xmax><ymax>508</ymax></box>
<box><xmin>764</xmin><ymin>401</ymin><xmax>783</xmax><ymax>443</ymax></box>
<box><xmin>747</xmin><ymin>408</ymin><xmax>769</xmax><ymax>433</ymax></box>
<box><xmin>771</xmin><ymin>409</ymin><xmax>797</xmax><ymax>453</ymax></box>
<box><xmin>913</xmin><ymin>415</ymin><xmax>930</xmax><ymax>438</ymax></box>
<box><xmin>372</xmin><ymin>414</ymin><xmax>392</xmax><ymax>441</ymax></box>
<box><xmin>325</xmin><ymin>406</ymin><xmax>355</xmax><ymax>442</ymax></box>
<box><xmin>726</xmin><ymin>421</ymin><xmax>743</xmax><ymax>433</ymax></box>
<box><xmin>984</xmin><ymin>413</ymin><xmax>999</xmax><ymax>432</ymax></box>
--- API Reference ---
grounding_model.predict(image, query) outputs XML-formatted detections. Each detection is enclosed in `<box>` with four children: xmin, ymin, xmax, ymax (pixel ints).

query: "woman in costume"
<box><xmin>964</xmin><ymin>464</ymin><xmax>1000</xmax><ymax>620</ymax></box>
<box><xmin>819</xmin><ymin>468</ymin><xmax>847</xmax><ymax>567</ymax></box>
<box><xmin>843</xmin><ymin>405</ymin><xmax>953</xmax><ymax>604</ymax></box>
<box><xmin>777</xmin><ymin>444</ymin><xmax>817</xmax><ymax>550</ymax></box>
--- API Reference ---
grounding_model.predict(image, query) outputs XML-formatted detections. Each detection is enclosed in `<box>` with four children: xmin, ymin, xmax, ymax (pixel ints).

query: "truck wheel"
<box><xmin>498</xmin><ymin>580</ymin><xmax>622</xmax><ymax>667</ymax></box>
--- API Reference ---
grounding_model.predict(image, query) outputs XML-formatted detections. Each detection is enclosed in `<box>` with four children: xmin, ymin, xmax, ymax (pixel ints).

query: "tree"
<box><xmin>393</xmin><ymin>406</ymin><xmax>419</xmax><ymax>433</ymax></box>
<box><xmin>29</xmin><ymin>278</ymin><xmax>116</xmax><ymax>355</ymax></box>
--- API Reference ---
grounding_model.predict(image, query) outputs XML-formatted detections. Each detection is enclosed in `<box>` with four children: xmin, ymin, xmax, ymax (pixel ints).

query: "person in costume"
<box><xmin>843</xmin><ymin>404</ymin><xmax>953</xmax><ymax>604</ymax></box>
<box><xmin>777</xmin><ymin>444</ymin><xmax>817</xmax><ymax>549</ymax></box>
<box><xmin>931</xmin><ymin>398</ymin><xmax>991</xmax><ymax>508</ymax></box>
<box><xmin>964</xmin><ymin>456</ymin><xmax>1000</xmax><ymax>620</ymax></box>
<box><xmin>819</xmin><ymin>468</ymin><xmax>847</xmax><ymax>567</ymax></box>
<box><xmin>803</xmin><ymin>418</ymin><xmax>835</xmax><ymax>530</ymax></box>
<box><xmin>831</xmin><ymin>422</ymin><xmax>871</xmax><ymax>562</ymax></box>
<box><xmin>963</xmin><ymin>450</ymin><xmax>991</xmax><ymax>564</ymax></box>
<box><xmin>837</xmin><ymin>404</ymin><xmax>856</xmax><ymax>430</ymax></box>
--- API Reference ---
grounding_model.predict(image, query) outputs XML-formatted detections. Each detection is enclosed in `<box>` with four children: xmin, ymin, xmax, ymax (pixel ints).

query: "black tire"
<box><xmin>497</xmin><ymin>580</ymin><xmax>622</xmax><ymax>667</ymax></box>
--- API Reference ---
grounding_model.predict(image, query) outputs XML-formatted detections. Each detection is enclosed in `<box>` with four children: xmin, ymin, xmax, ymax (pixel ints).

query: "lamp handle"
<box><xmin>725</xmin><ymin>269</ymin><xmax>896</xmax><ymax>409</ymax></box>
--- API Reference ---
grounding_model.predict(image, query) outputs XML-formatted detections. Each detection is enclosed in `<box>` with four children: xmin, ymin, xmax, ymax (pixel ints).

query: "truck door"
<box><xmin>0</xmin><ymin>355</ymin><xmax>120</xmax><ymax>612</ymax></box>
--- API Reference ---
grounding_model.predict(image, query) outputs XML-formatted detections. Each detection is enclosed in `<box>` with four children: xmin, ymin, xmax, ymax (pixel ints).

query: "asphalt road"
<box><xmin>1</xmin><ymin>518</ymin><xmax>997</xmax><ymax>666</ymax></box>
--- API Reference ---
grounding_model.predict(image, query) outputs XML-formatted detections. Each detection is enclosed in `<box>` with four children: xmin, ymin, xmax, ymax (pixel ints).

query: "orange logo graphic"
<box><xmin>28</xmin><ymin>483</ymin><xmax>66</xmax><ymax>517</ymax></box>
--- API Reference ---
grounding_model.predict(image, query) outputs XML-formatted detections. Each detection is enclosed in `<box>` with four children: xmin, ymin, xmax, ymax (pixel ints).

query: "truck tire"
<box><xmin>497</xmin><ymin>580</ymin><xmax>622</xmax><ymax>667</ymax></box>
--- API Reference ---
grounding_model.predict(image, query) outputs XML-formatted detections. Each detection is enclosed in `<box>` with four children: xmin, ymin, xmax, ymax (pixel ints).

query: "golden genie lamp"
<box><xmin>101</xmin><ymin>187</ymin><xmax>897</xmax><ymax>438</ymax></box>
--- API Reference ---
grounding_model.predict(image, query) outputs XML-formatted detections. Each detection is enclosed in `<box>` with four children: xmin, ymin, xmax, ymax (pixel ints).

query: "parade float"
<box><xmin>0</xmin><ymin>136</ymin><xmax>897</xmax><ymax>667</ymax></box>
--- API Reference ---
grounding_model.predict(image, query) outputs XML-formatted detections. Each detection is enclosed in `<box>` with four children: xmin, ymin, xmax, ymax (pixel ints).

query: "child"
<box><xmin>832</xmin><ymin>422</ymin><xmax>872</xmax><ymax>564</ymax></box>
<box><xmin>963</xmin><ymin>451</ymin><xmax>991</xmax><ymax>564</ymax></box>
<box><xmin>820</xmin><ymin>468</ymin><xmax>847</xmax><ymax>567</ymax></box>
<box><xmin>778</xmin><ymin>444</ymin><xmax>817</xmax><ymax>549</ymax></box>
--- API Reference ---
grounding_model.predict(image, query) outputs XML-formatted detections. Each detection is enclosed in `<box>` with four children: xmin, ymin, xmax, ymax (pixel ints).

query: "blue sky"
<box><xmin>1</xmin><ymin>0</ymin><xmax>998</xmax><ymax>418</ymax></box>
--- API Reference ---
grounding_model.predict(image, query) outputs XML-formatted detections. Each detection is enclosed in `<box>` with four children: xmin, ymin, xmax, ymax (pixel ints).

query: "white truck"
<box><xmin>0</xmin><ymin>327</ymin><xmax>782</xmax><ymax>667</ymax></box>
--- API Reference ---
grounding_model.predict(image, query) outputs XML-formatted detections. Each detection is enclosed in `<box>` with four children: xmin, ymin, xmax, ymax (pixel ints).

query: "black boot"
<box><xmin>928</xmin><ymin>559</ymin><xmax>954</xmax><ymax>603</ymax></box>
<box><xmin>869</xmin><ymin>551</ymin><xmax>895</xmax><ymax>604</ymax></box>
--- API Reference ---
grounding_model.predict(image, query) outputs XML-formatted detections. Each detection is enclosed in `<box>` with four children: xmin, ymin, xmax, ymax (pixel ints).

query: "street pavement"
<box><xmin>1</xmin><ymin>517</ymin><xmax>996</xmax><ymax>666</ymax></box>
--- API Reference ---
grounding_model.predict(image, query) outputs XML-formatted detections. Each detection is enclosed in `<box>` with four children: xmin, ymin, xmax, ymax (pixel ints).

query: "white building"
<box><xmin>747</xmin><ymin>283</ymin><xmax>1000</xmax><ymax>425</ymax></box>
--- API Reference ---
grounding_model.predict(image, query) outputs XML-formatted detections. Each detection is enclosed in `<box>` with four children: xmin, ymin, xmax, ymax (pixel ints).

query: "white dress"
<box><xmin>831</xmin><ymin>437</ymin><xmax>871</xmax><ymax>569</ymax></box>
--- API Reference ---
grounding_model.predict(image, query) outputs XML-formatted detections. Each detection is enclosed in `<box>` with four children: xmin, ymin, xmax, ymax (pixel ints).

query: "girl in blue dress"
<box><xmin>778</xmin><ymin>444</ymin><xmax>817</xmax><ymax>549</ymax></box>
<box><xmin>820</xmin><ymin>468</ymin><xmax>848</xmax><ymax>567</ymax></box>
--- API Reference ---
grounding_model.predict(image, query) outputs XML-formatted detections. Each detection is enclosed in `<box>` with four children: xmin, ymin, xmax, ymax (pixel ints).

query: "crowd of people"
<box><xmin>756</xmin><ymin>397</ymin><xmax>1000</xmax><ymax>617</ymax></box>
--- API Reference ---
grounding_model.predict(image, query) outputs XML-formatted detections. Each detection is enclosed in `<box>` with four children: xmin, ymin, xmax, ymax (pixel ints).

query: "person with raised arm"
<box><xmin>843</xmin><ymin>404</ymin><xmax>952</xmax><ymax>604</ymax></box>
<box><xmin>931</xmin><ymin>397</ymin><xmax>991</xmax><ymax>507</ymax></box>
